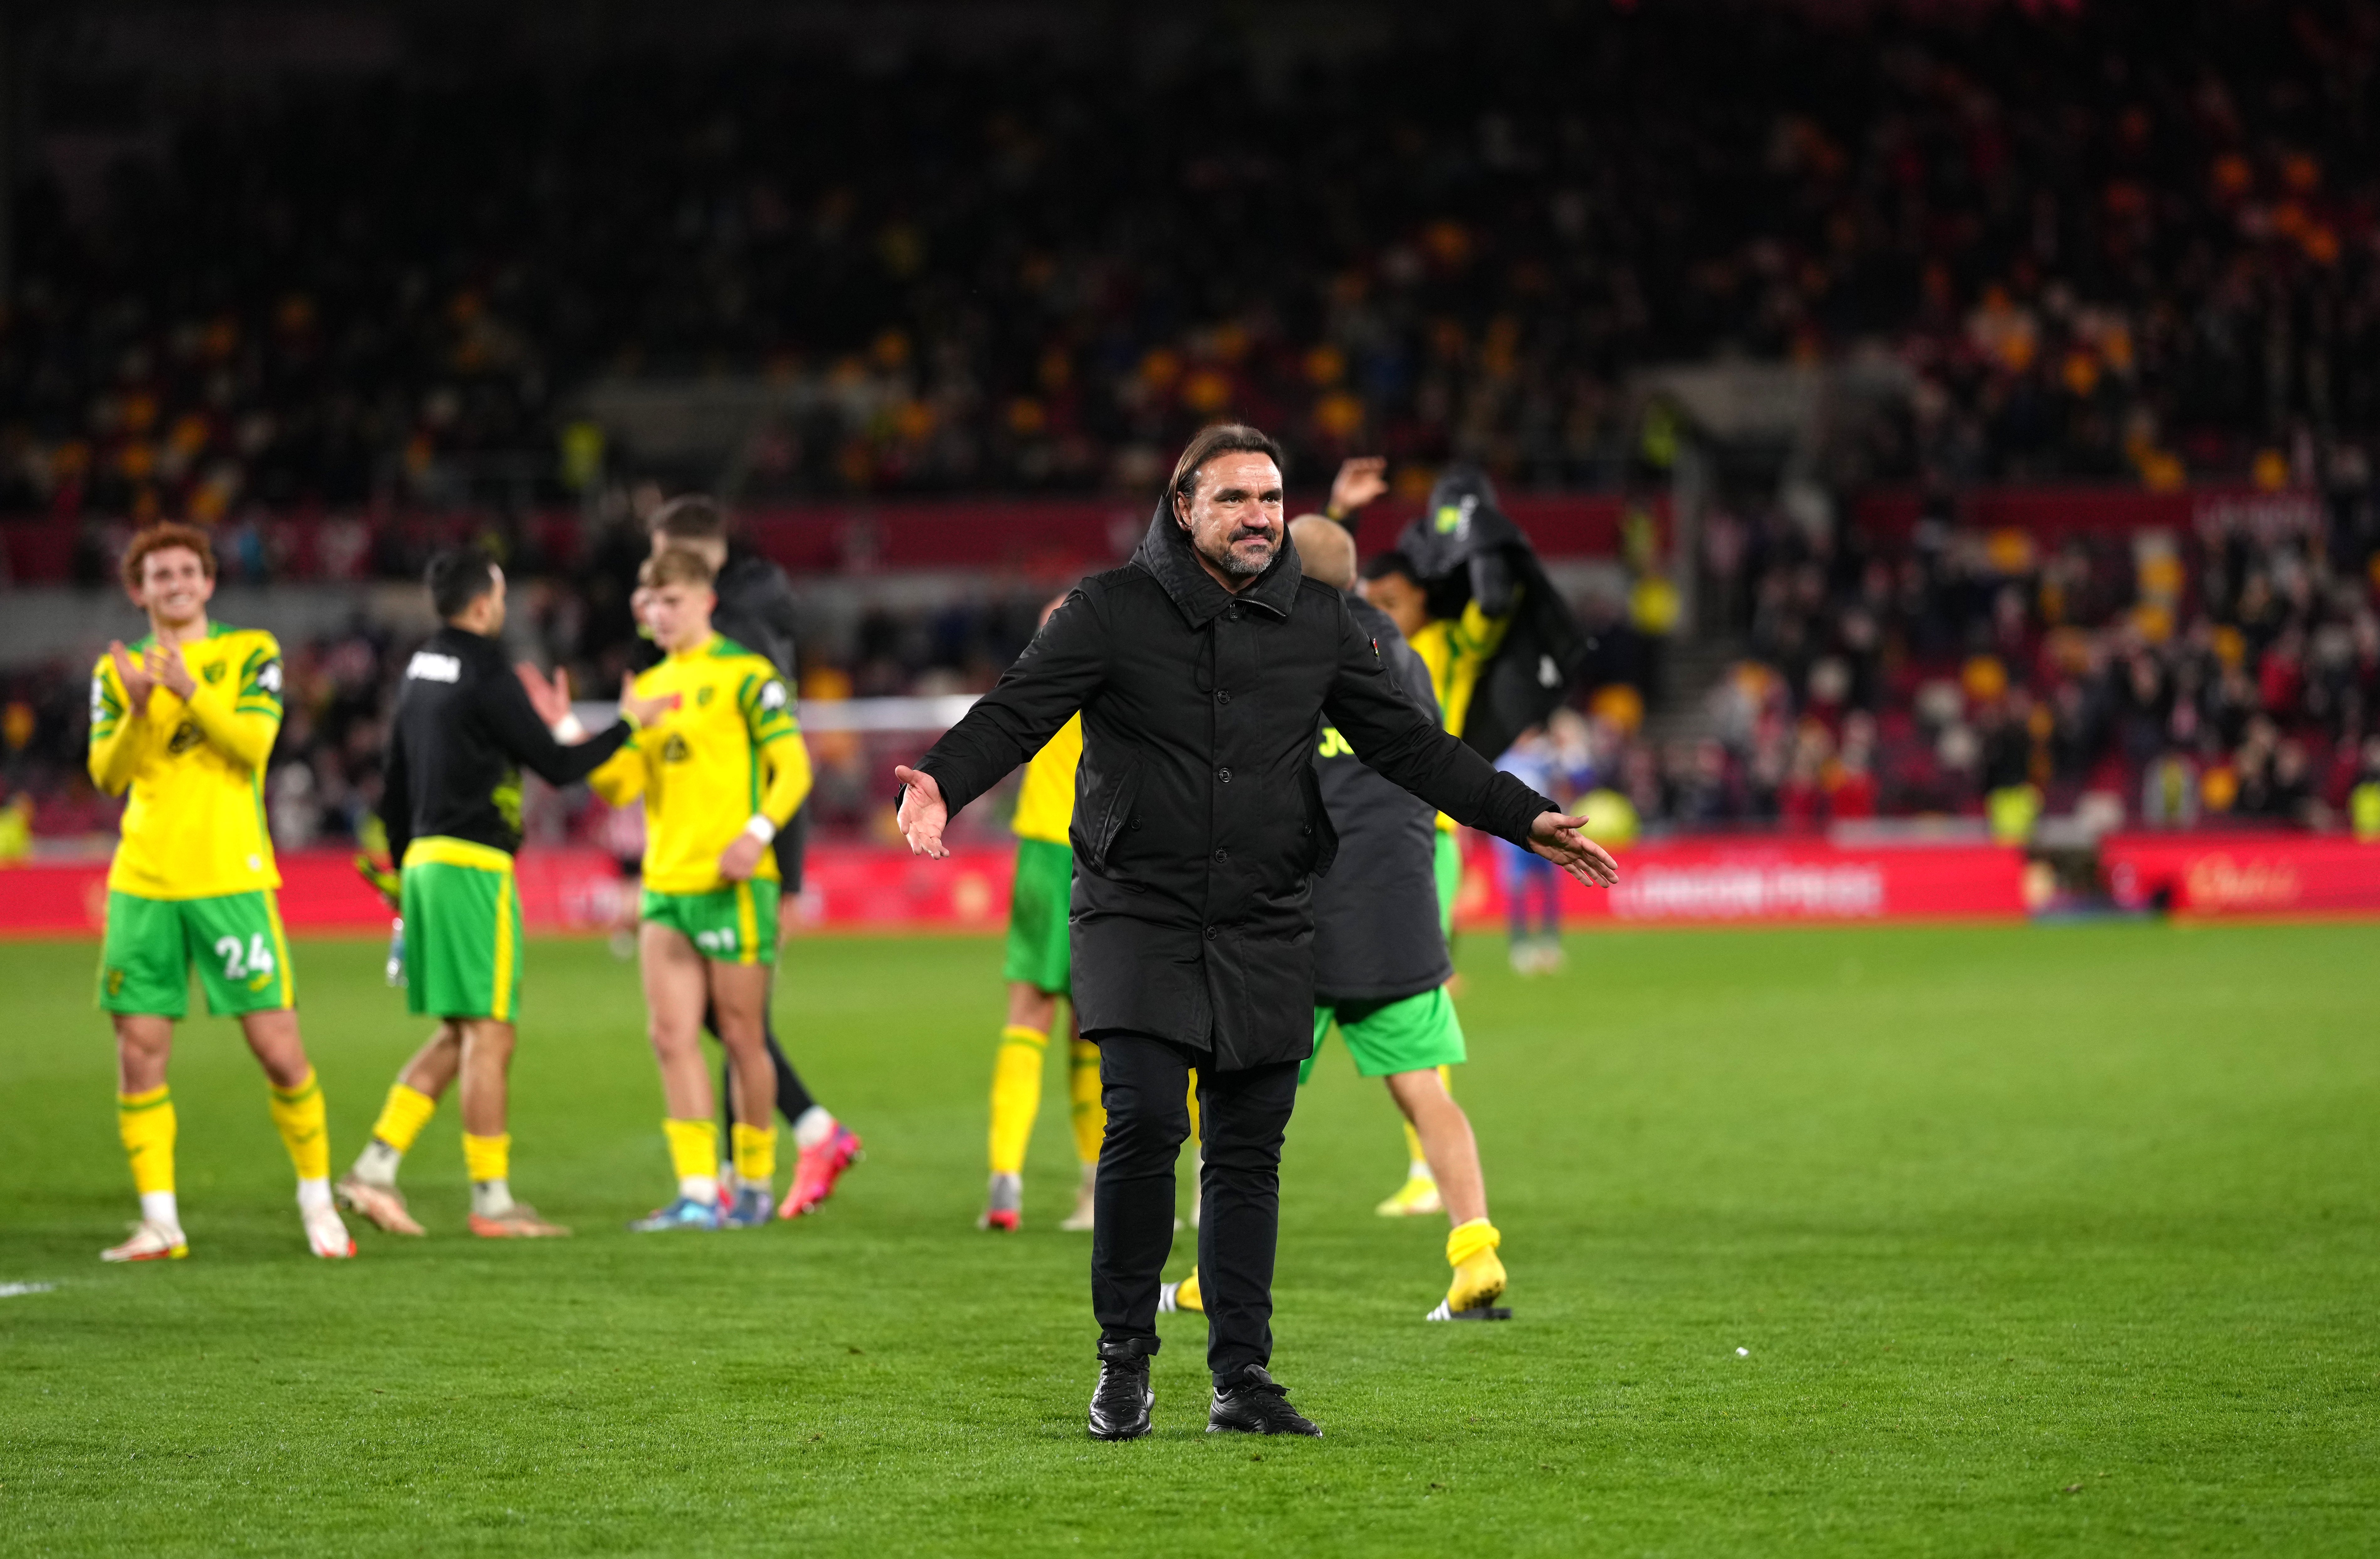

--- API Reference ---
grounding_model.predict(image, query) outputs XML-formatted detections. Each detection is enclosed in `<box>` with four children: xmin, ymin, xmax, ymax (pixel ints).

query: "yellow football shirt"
<box><xmin>1404</xmin><ymin>600</ymin><xmax>1512</xmax><ymax>833</ymax></box>
<box><xmin>590</xmin><ymin>634</ymin><xmax>811</xmax><ymax>895</ymax></box>
<box><xmin>87</xmin><ymin>622</ymin><xmax>285</xmax><ymax>900</ymax></box>
<box><xmin>1010</xmin><ymin>712</ymin><xmax>1082</xmax><ymax>845</ymax></box>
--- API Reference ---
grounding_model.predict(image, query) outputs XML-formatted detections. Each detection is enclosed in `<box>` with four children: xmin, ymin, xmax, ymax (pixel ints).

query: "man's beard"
<box><xmin>1199</xmin><ymin>526</ymin><xmax>1278</xmax><ymax>579</ymax></box>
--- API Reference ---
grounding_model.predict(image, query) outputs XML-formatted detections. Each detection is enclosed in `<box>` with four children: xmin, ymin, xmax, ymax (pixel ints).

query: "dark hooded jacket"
<box><xmin>915</xmin><ymin>502</ymin><xmax>1555</xmax><ymax>1070</ymax></box>
<box><xmin>1312</xmin><ymin>594</ymin><xmax>1451</xmax><ymax>1003</ymax></box>
<box><xmin>1395</xmin><ymin>465</ymin><xmax>1594</xmax><ymax>761</ymax></box>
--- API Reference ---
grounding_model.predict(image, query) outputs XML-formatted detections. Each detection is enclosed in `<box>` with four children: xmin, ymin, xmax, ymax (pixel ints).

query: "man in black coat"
<box><xmin>894</xmin><ymin>425</ymin><xmax>1618</xmax><ymax>1441</ymax></box>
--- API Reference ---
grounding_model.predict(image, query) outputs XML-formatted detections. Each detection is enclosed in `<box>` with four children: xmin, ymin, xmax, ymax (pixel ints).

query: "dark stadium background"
<box><xmin>0</xmin><ymin>0</ymin><xmax>2374</xmax><ymax>926</ymax></box>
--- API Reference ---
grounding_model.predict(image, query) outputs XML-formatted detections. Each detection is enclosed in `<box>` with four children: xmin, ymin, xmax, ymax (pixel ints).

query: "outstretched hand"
<box><xmin>516</xmin><ymin>662</ymin><xmax>572</xmax><ymax>727</ymax></box>
<box><xmin>893</xmin><ymin>764</ymin><xmax>949</xmax><ymax>859</ymax></box>
<box><xmin>1527</xmin><ymin>811</ymin><xmax>1622</xmax><ymax>888</ymax></box>
<box><xmin>1329</xmin><ymin>456</ymin><xmax>1388</xmax><ymax>518</ymax></box>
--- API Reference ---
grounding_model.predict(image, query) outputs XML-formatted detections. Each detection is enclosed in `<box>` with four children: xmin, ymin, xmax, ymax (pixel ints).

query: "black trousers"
<box><xmin>1091</xmin><ymin>1033</ymin><xmax>1299</xmax><ymax>1385</ymax></box>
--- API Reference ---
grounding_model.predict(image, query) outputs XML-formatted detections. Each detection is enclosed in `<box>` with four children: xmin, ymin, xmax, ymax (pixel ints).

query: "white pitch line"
<box><xmin>0</xmin><ymin>1281</ymin><xmax>58</xmax><ymax>1298</ymax></box>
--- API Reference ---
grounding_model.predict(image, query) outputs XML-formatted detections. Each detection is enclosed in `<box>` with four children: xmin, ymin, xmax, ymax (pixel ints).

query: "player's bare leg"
<box><xmin>1377</xmin><ymin>1068</ymin><xmax>1452</xmax><ymax>1217</ymax></box>
<box><xmin>632</xmin><ymin>923</ymin><xmax>728</xmax><ymax>1229</ymax></box>
<box><xmin>707</xmin><ymin>960</ymin><xmax>778</xmax><ymax>1226</ymax></box>
<box><xmin>104</xmin><ymin>1015</ymin><xmax>187</xmax><ymax>1261</ymax></box>
<box><xmin>338</xmin><ymin>1022</ymin><xmax>461</xmax><ymax>1234</ymax></box>
<box><xmin>1384</xmin><ymin>1068</ymin><xmax>1508</xmax><ymax>1320</ymax></box>
<box><xmin>230</xmin><ymin>1008</ymin><xmax>354</xmax><ymax>1258</ymax></box>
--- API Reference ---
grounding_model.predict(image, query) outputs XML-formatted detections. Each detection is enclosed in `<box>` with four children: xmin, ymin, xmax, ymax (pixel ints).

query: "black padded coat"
<box><xmin>914</xmin><ymin>503</ymin><xmax>1555</xmax><ymax>1071</ymax></box>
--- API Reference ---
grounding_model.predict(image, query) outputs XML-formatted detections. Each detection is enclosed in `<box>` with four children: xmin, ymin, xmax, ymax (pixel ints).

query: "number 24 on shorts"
<box><xmin>216</xmin><ymin>933</ymin><xmax>277</xmax><ymax>982</ymax></box>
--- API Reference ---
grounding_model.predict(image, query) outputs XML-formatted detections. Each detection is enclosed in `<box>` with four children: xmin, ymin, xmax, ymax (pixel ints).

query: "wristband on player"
<box><xmin>743</xmin><ymin>814</ymin><xmax>777</xmax><ymax>845</ymax></box>
<box><xmin>552</xmin><ymin>712</ymin><xmax>587</xmax><ymax>742</ymax></box>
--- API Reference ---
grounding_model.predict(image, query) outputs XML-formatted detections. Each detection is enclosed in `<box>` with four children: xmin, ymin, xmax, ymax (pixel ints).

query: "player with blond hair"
<box><xmin>593</xmin><ymin>547</ymin><xmax>814</xmax><ymax>1230</ymax></box>
<box><xmin>87</xmin><ymin>523</ymin><xmax>354</xmax><ymax>1262</ymax></box>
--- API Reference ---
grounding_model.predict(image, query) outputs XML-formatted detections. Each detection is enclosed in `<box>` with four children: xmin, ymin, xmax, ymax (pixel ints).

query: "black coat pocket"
<box><xmin>1078</xmin><ymin>751</ymin><xmax>1146</xmax><ymax>868</ymax></box>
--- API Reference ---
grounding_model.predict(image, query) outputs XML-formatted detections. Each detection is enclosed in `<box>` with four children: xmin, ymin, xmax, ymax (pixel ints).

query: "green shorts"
<box><xmin>99</xmin><ymin>889</ymin><xmax>294</xmax><ymax>1019</ymax></box>
<box><xmin>401</xmin><ymin>838</ymin><xmax>522</xmax><ymax>1020</ymax></box>
<box><xmin>642</xmin><ymin>880</ymin><xmax>779</xmax><ymax>966</ymax></box>
<box><xmin>1302</xmin><ymin>985</ymin><xmax>1467</xmax><ymax>1083</ymax></box>
<box><xmin>1002</xmin><ymin>836</ymin><xmax>1073</xmax><ymax>995</ymax></box>
<box><xmin>1435</xmin><ymin>829</ymin><xmax>1460</xmax><ymax>939</ymax></box>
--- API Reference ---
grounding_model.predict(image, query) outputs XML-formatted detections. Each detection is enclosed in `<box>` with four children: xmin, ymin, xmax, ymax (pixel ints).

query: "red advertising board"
<box><xmin>0</xmin><ymin>849</ymin><xmax>631</xmax><ymax>936</ymax></box>
<box><xmin>1454</xmin><ymin>837</ymin><xmax>2027</xmax><ymax>926</ymax></box>
<box><xmin>2101</xmin><ymin>832</ymin><xmax>2380</xmax><ymax>917</ymax></box>
<box><xmin>0</xmin><ymin>835</ymin><xmax>2179</xmax><ymax>937</ymax></box>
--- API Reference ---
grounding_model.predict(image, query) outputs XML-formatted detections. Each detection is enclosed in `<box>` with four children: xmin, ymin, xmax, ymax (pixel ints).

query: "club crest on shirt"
<box><xmin>202</xmin><ymin>662</ymin><xmax>226</xmax><ymax>684</ymax></box>
<box><xmin>696</xmin><ymin>686</ymin><xmax>715</xmax><ymax>707</ymax></box>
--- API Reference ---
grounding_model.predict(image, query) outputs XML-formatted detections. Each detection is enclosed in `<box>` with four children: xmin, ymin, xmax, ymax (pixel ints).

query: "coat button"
<box><xmin>1216</xmin><ymin>689</ymin><xmax>1230</xmax><ymax>704</ymax></box>
<box><xmin>1213</xmin><ymin>847</ymin><xmax>1228</xmax><ymax>862</ymax></box>
<box><xmin>1204</xmin><ymin>925</ymin><xmax>1218</xmax><ymax>940</ymax></box>
<box><xmin>1217</xmin><ymin>768</ymin><xmax>1231</xmax><ymax>783</ymax></box>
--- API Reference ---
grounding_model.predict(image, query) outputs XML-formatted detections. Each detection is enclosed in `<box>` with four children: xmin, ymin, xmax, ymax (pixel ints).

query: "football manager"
<box><xmin>894</xmin><ymin>424</ymin><xmax>1618</xmax><ymax>1441</ymax></box>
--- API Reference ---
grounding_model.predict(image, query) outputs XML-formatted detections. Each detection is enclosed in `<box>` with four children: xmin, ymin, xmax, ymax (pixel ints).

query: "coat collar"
<box><xmin>1131</xmin><ymin>497</ymin><xmax>1305</xmax><ymax>627</ymax></box>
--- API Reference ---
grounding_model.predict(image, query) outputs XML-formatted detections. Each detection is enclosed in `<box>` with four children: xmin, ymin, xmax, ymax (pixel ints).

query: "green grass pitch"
<box><xmin>3</xmin><ymin>921</ymin><xmax>2376</xmax><ymax>1556</ymax></box>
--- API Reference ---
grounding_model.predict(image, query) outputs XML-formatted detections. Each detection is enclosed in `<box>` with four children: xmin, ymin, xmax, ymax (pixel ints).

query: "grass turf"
<box><xmin>1</xmin><ymin>921</ymin><xmax>2375</xmax><ymax>1556</ymax></box>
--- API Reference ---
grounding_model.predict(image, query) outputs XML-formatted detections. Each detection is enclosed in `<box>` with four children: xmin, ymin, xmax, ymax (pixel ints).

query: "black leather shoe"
<box><xmin>1088</xmin><ymin>1350</ymin><xmax>1153</xmax><ymax>1441</ymax></box>
<box><xmin>1207</xmin><ymin>1365</ymin><xmax>1322</xmax><ymax>1437</ymax></box>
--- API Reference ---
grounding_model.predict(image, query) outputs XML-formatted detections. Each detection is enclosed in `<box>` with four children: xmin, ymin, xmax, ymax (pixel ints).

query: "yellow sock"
<box><xmin>118</xmin><ymin>1085</ymin><xmax>177</xmax><ymax>1195</ymax></box>
<box><xmin>1176</xmin><ymin>1266</ymin><xmax>1203</xmax><ymax>1312</ymax></box>
<box><xmin>1448</xmin><ymin>1217</ymin><xmax>1500</xmax><ymax>1268</ymax></box>
<box><xmin>1446</xmin><ymin>1218</ymin><xmax>1505</xmax><ymax>1311</ymax></box>
<box><xmin>370</xmin><ymin>1083</ymin><xmax>438</xmax><ymax>1152</ymax></box>
<box><xmin>462</xmin><ymin>1132</ymin><xmax>511</xmax><ymax>1184</ymax></box>
<box><xmin>1067</xmin><ymin>1039</ymin><xmax>1105</xmax><ymax>1165</ymax></box>
<box><xmin>1185</xmin><ymin>1070</ymin><xmax>1200</xmax><ymax>1144</ymax></box>
<box><xmin>267</xmin><ymin>1069</ymin><xmax>330</xmax><ymax>1181</ymax></box>
<box><xmin>664</xmin><ymin>1118</ymin><xmax>720</xmax><ymax>1184</ymax></box>
<box><xmin>988</xmin><ymin>1025</ymin><xmax>1047</xmax><ymax>1176</ymax></box>
<box><xmin>732</xmin><ymin>1122</ymin><xmax>776</xmax><ymax>1187</ymax></box>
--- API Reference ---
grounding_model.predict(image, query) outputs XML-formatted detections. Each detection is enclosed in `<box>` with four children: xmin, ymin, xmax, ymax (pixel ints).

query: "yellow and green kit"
<box><xmin>87</xmin><ymin>623</ymin><xmax>294</xmax><ymax>1016</ymax></box>
<box><xmin>399</xmin><ymin>836</ymin><xmax>522</xmax><ymax>1019</ymax></box>
<box><xmin>1002</xmin><ymin>712</ymin><xmax>1081</xmax><ymax>995</ymax></box>
<box><xmin>591</xmin><ymin>633</ymin><xmax>811</xmax><ymax>965</ymax></box>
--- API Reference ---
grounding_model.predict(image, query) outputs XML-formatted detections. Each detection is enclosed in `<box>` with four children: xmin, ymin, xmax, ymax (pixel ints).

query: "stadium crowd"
<box><xmin>2</xmin><ymin>0</ymin><xmax>2377</xmax><ymax>532</ymax></box>
<box><xmin>1661</xmin><ymin>479</ymin><xmax>2380</xmax><ymax>832</ymax></box>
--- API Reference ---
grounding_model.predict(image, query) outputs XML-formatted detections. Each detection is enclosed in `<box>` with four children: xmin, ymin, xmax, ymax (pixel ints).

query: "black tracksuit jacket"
<box><xmin>1311</xmin><ymin>595</ymin><xmax>1452</xmax><ymax>1004</ymax></box>
<box><xmin>379</xmin><ymin>625</ymin><xmax>631</xmax><ymax>863</ymax></box>
<box><xmin>916</xmin><ymin>504</ymin><xmax>1555</xmax><ymax>1071</ymax></box>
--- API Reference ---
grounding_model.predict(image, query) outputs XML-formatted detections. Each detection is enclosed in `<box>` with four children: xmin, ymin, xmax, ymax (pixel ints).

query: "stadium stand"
<box><xmin>1</xmin><ymin>2</ymin><xmax>2376</xmax><ymax>854</ymax></box>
